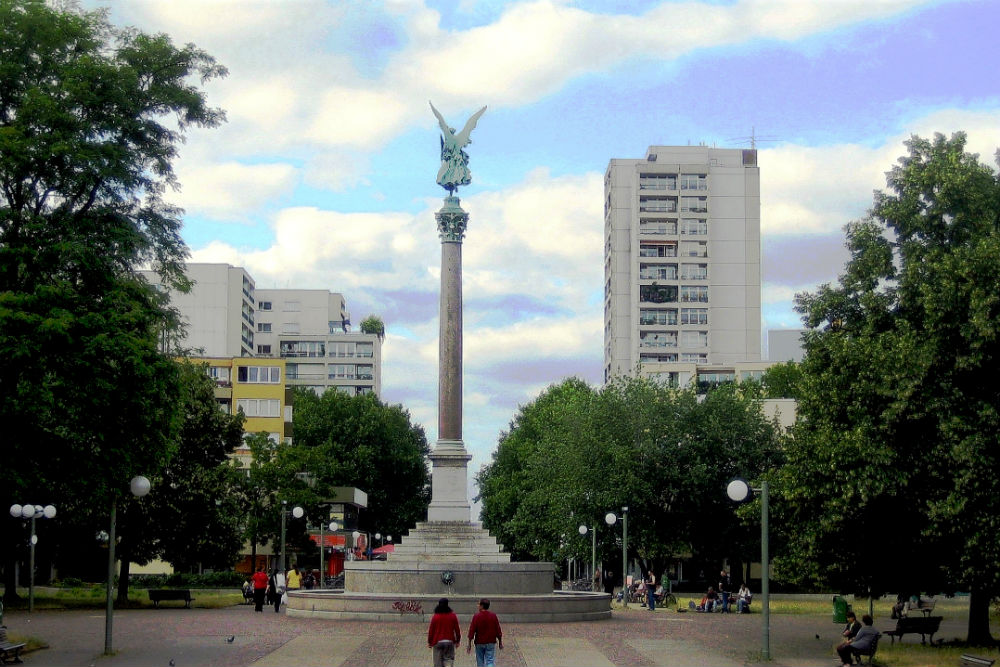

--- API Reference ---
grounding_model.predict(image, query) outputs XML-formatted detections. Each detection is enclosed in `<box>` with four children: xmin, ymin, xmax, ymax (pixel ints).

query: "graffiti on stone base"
<box><xmin>392</xmin><ymin>600</ymin><xmax>423</xmax><ymax>614</ymax></box>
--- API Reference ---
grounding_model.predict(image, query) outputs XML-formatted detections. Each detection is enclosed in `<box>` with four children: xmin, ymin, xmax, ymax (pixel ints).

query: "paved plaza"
<box><xmin>5</xmin><ymin>602</ymin><xmax>982</xmax><ymax>667</ymax></box>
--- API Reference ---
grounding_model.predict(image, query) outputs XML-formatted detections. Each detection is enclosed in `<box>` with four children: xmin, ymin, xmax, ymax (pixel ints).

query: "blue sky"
<box><xmin>93</xmin><ymin>0</ymin><xmax>1000</xmax><ymax>494</ymax></box>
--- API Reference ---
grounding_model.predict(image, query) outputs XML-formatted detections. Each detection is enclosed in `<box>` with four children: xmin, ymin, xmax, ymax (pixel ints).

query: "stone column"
<box><xmin>428</xmin><ymin>196</ymin><xmax>472</xmax><ymax>522</ymax></box>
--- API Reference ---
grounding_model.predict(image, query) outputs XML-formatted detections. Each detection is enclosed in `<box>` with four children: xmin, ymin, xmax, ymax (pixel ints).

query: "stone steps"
<box><xmin>389</xmin><ymin>521</ymin><xmax>511</xmax><ymax>562</ymax></box>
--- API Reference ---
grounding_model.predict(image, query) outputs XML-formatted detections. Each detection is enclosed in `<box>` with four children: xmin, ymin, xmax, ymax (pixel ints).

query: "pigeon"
<box><xmin>226</xmin><ymin>635</ymin><xmax>235</xmax><ymax>643</ymax></box>
<box><xmin>815</xmin><ymin>634</ymin><xmax>820</xmax><ymax>639</ymax></box>
<box><xmin>169</xmin><ymin>660</ymin><xmax>175</xmax><ymax>667</ymax></box>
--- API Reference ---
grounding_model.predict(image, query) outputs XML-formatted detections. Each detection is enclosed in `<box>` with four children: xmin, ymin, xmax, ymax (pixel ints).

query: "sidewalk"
<box><xmin>2</xmin><ymin>603</ymin><xmax>972</xmax><ymax>666</ymax></box>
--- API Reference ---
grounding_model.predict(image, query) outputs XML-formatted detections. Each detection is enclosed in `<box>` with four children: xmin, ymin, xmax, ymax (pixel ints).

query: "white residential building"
<box><xmin>604</xmin><ymin>146</ymin><xmax>762</xmax><ymax>386</ymax></box>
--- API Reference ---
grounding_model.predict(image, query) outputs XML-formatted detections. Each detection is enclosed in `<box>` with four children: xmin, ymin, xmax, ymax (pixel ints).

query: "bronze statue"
<box><xmin>430</xmin><ymin>101</ymin><xmax>486</xmax><ymax>195</ymax></box>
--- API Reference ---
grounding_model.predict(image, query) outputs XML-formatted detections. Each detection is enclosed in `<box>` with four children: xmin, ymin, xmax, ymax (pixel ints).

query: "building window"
<box><xmin>639</xmin><ymin>243</ymin><xmax>676</xmax><ymax>258</ymax></box>
<box><xmin>681</xmin><ymin>331</ymin><xmax>708</xmax><ymax>348</ymax></box>
<box><xmin>356</xmin><ymin>365</ymin><xmax>374</xmax><ymax>380</ymax></box>
<box><xmin>680</xmin><ymin>264</ymin><xmax>708</xmax><ymax>280</ymax></box>
<box><xmin>286</xmin><ymin>363</ymin><xmax>297</xmax><ymax>380</ymax></box>
<box><xmin>280</xmin><ymin>341</ymin><xmax>324</xmax><ymax>357</ymax></box>
<box><xmin>259</xmin><ymin>301</ymin><xmax>272</xmax><ymax>311</ymax></box>
<box><xmin>639</xmin><ymin>308</ymin><xmax>678</xmax><ymax>326</ymax></box>
<box><xmin>207</xmin><ymin>366</ymin><xmax>230</xmax><ymax>381</ymax></box>
<box><xmin>680</xmin><ymin>353</ymin><xmax>708</xmax><ymax>363</ymax></box>
<box><xmin>256</xmin><ymin>344</ymin><xmax>272</xmax><ymax>354</ymax></box>
<box><xmin>639</xmin><ymin>219</ymin><xmax>677</xmax><ymax>235</ymax></box>
<box><xmin>680</xmin><ymin>174</ymin><xmax>707</xmax><ymax>190</ymax></box>
<box><xmin>680</xmin><ymin>218</ymin><xmax>707</xmax><ymax>235</ymax></box>
<box><xmin>640</xmin><ymin>284</ymin><xmax>678</xmax><ymax>304</ymax></box>
<box><xmin>257</xmin><ymin>322</ymin><xmax>272</xmax><ymax>332</ymax></box>
<box><xmin>236</xmin><ymin>366</ymin><xmax>281</xmax><ymax>384</ymax></box>
<box><xmin>356</xmin><ymin>387</ymin><xmax>373</xmax><ymax>396</ymax></box>
<box><xmin>639</xmin><ymin>352</ymin><xmax>677</xmax><ymax>363</ymax></box>
<box><xmin>241</xmin><ymin>324</ymin><xmax>253</xmax><ymax>348</ymax></box>
<box><xmin>680</xmin><ymin>308</ymin><xmax>708</xmax><ymax>325</ymax></box>
<box><xmin>680</xmin><ymin>285</ymin><xmax>708</xmax><ymax>303</ymax></box>
<box><xmin>328</xmin><ymin>364</ymin><xmax>355</xmax><ymax>379</ymax></box>
<box><xmin>639</xmin><ymin>196</ymin><xmax>676</xmax><ymax>213</ymax></box>
<box><xmin>679</xmin><ymin>241</ymin><xmax>707</xmax><ymax>257</ymax></box>
<box><xmin>639</xmin><ymin>264</ymin><xmax>678</xmax><ymax>280</ymax></box>
<box><xmin>282</xmin><ymin>322</ymin><xmax>300</xmax><ymax>334</ymax></box>
<box><xmin>329</xmin><ymin>342</ymin><xmax>355</xmax><ymax>357</ymax></box>
<box><xmin>236</xmin><ymin>398</ymin><xmax>281</xmax><ymax>418</ymax></box>
<box><xmin>680</xmin><ymin>197</ymin><xmax>708</xmax><ymax>213</ymax></box>
<box><xmin>639</xmin><ymin>174</ymin><xmax>676</xmax><ymax>190</ymax></box>
<box><xmin>356</xmin><ymin>342</ymin><xmax>374</xmax><ymax>358</ymax></box>
<box><xmin>640</xmin><ymin>331</ymin><xmax>677</xmax><ymax>348</ymax></box>
<box><xmin>283</xmin><ymin>300</ymin><xmax>300</xmax><ymax>311</ymax></box>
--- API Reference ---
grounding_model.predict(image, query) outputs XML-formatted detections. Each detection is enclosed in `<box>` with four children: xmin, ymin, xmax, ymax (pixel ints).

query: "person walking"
<box><xmin>268</xmin><ymin>568</ymin><xmax>287</xmax><ymax>614</ymax></box>
<box><xmin>251</xmin><ymin>566</ymin><xmax>269</xmax><ymax>612</ymax></box>
<box><xmin>467</xmin><ymin>598</ymin><xmax>503</xmax><ymax>667</ymax></box>
<box><xmin>427</xmin><ymin>597</ymin><xmax>461</xmax><ymax>667</ymax></box>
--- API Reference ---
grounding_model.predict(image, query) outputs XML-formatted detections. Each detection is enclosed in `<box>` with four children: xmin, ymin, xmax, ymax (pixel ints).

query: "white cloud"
<box><xmin>172</xmin><ymin>162</ymin><xmax>298</xmax><ymax>220</ymax></box>
<box><xmin>761</xmin><ymin>108</ymin><xmax>1000</xmax><ymax>237</ymax></box>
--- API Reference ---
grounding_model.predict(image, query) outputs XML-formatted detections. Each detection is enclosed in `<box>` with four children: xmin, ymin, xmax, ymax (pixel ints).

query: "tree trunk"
<box><xmin>116</xmin><ymin>550</ymin><xmax>131</xmax><ymax>605</ymax></box>
<box><xmin>967</xmin><ymin>586</ymin><xmax>995</xmax><ymax>645</ymax></box>
<box><xmin>251</xmin><ymin>535</ymin><xmax>257</xmax><ymax>572</ymax></box>
<box><xmin>2</xmin><ymin>548</ymin><xmax>21</xmax><ymax>604</ymax></box>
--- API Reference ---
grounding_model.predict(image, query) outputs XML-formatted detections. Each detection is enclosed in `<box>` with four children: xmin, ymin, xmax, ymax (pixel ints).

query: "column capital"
<box><xmin>436</xmin><ymin>196</ymin><xmax>468</xmax><ymax>242</ymax></box>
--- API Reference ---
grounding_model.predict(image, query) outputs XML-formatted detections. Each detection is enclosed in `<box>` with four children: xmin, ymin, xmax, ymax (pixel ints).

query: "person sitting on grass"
<box><xmin>836</xmin><ymin>614</ymin><xmax>877</xmax><ymax>667</ymax></box>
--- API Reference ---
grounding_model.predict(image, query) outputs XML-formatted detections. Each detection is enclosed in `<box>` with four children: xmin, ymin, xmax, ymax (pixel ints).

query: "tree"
<box><xmin>476</xmin><ymin>376</ymin><xmax>784</xmax><ymax>587</ymax></box>
<box><xmin>775</xmin><ymin>133</ymin><xmax>1000</xmax><ymax>644</ymax></box>
<box><xmin>267</xmin><ymin>389</ymin><xmax>430</xmax><ymax>550</ymax></box>
<box><xmin>359</xmin><ymin>314</ymin><xmax>385</xmax><ymax>340</ymax></box>
<box><xmin>0</xmin><ymin>0</ymin><xmax>225</xmax><ymax>600</ymax></box>
<box><xmin>759</xmin><ymin>361</ymin><xmax>804</xmax><ymax>399</ymax></box>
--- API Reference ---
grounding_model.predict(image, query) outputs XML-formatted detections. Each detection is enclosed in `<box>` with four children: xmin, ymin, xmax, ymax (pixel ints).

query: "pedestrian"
<box><xmin>251</xmin><ymin>566</ymin><xmax>269</xmax><ymax>612</ymax></box>
<box><xmin>268</xmin><ymin>568</ymin><xmax>287</xmax><ymax>614</ymax></box>
<box><xmin>467</xmin><ymin>598</ymin><xmax>503</xmax><ymax>667</ymax></box>
<box><xmin>427</xmin><ymin>597</ymin><xmax>461</xmax><ymax>667</ymax></box>
<box><xmin>286</xmin><ymin>566</ymin><xmax>302</xmax><ymax>591</ymax></box>
<box><xmin>645</xmin><ymin>570</ymin><xmax>657</xmax><ymax>611</ymax></box>
<box><xmin>718</xmin><ymin>569</ymin><xmax>732</xmax><ymax>612</ymax></box>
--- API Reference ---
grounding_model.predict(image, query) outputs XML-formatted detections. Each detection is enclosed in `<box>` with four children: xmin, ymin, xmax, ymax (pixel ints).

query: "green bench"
<box><xmin>148</xmin><ymin>589</ymin><xmax>195</xmax><ymax>608</ymax></box>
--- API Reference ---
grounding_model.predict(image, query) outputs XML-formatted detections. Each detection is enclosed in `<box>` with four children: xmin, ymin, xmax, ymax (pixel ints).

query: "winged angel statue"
<box><xmin>430</xmin><ymin>102</ymin><xmax>487</xmax><ymax>195</ymax></box>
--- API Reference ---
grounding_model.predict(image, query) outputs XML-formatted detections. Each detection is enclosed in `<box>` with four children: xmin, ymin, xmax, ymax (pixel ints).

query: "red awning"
<box><xmin>309</xmin><ymin>534</ymin><xmax>346</xmax><ymax>548</ymax></box>
<box><xmin>372</xmin><ymin>543</ymin><xmax>395</xmax><ymax>554</ymax></box>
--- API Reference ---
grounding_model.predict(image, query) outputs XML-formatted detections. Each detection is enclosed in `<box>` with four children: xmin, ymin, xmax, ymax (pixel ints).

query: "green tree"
<box><xmin>477</xmin><ymin>376</ymin><xmax>784</xmax><ymax>586</ymax></box>
<box><xmin>775</xmin><ymin>133</ymin><xmax>1000</xmax><ymax>643</ymax></box>
<box><xmin>759</xmin><ymin>361</ymin><xmax>804</xmax><ymax>399</ymax></box>
<box><xmin>359</xmin><ymin>314</ymin><xmax>385</xmax><ymax>340</ymax></box>
<box><xmin>0</xmin><ymin>0</ymin><xmax>225</xmax><ymax>601</ymax></box>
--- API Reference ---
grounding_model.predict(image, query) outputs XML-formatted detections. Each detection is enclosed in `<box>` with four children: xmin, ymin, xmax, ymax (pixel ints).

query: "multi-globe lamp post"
<box><xmin>319</xmin><ymin>519</ymin><xmax>338</xmax><ymax>588</ymax></box>
<box><xmin>279</xmin><ymin>501</ymin><xmax>304</xmax><ymax>575</ymax></box>
<box><xmin>604</xmin><ymin>507</ymin><xmax>628</xmax><ymax>608</ymax></box>
<box><xmin>727</xmin><ymin>478</ymin><xmax>769</xmax><ymax>661</ymax></box>
<box><xmin>9</xmin><ymin>503</ymin><xmax>56</xmax><ymax>612</ymax></box>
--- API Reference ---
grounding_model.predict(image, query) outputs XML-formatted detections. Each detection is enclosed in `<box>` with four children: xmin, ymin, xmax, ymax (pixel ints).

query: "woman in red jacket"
<box><xmin>427</xmin><ymin>597</ymin><xmax>461</xmax><ymax>667</ymax></box>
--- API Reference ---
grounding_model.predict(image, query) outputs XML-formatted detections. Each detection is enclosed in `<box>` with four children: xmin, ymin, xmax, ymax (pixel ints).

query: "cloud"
<box><xmin>171</xmin><ymin>162</ymin><xmax>298</xmax><ymax>220</ymax></box>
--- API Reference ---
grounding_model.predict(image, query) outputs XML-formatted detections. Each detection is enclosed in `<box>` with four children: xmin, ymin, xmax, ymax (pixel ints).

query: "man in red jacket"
<box><xmin>467</xmin><ymin>598</ymin><xmax>503</xmax><ymax>667</ymax></box>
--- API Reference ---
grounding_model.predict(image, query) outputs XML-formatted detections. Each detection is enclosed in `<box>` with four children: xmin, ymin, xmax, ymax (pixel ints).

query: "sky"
<box><xmin>91</xmin><ymin>0</ymin><xmax>1000</xmax><ymax>497</ymax></box>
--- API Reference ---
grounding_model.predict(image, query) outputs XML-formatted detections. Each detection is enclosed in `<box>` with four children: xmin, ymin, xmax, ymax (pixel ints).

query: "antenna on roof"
<box><xmin>726</xmin><ymin>126</ymin><xmax>780</xmax><ymax>149</ymax></box>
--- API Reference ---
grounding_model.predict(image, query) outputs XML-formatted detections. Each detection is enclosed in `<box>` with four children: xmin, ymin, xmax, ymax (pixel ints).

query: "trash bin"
<box><xmin>832</xmin><ymin>595</ymin><xmax>850</xmax><ymax>624</ymax></box>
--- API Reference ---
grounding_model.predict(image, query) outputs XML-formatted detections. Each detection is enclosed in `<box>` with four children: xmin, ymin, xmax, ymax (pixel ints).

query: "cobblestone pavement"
<box><xmin>4</xmin><ymin>603</ymin><xmax>985</xmax><ymax>666</ymax></box>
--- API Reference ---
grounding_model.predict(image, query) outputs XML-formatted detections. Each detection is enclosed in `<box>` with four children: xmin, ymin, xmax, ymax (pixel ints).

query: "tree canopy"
<box><xmin>774</xmin><ymin>133</ymin><xmax>1000</xmax><ymax>643</ymax></box>
<box><xmin>0</xmin><ymin>0</ymin><xmax>225</xmax><ymax>599</ymax></box>
<box><xmin>476</xmin><ymin>376</ymin><xmax>785</xmax><ymax>585</ymax></box>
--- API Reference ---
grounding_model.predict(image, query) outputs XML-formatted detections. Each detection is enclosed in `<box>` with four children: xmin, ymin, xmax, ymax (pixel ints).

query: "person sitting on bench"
<box><xmin>836</xmin><ymin>614</ymin><xmax>877</xmax><ymax>667</ymax></box>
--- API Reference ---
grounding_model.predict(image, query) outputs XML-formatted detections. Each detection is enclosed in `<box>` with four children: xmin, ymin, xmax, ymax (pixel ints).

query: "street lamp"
<box><xmin>105</xmin><ymin>475</ymin><xmax>150</xmax><ymax>655</ymax></box>
<box><xmin>374</xmin><ymin>532</ymin><xmax>382</xmax><ymax>548</ymax></box>
<box><xmin>319</xmin><ymin>520</ymin><xmax>338</xmax><ymax>588</ymax></box>
<box><xmin>727</xmin><ymin>478</ymin><xmax>769</xmax><ymax>661</ymax></box>
<box><xmin>578</xmin><ymin>523</ymin><xmax>597</xmax><ymax>591</ymax></box>
<box><xmin>9</xmin><ymin>504</ymin><xmax>56</xmax><ymax>612</ymax></box>
<box><xmin>605</xmin><ymin>507</ymin><xmax>628</xmax><ymax>608</ymax></box>
<box><xmin>279</xmin><ymin>501</ymin><xmax>304</xmax><ymax>574</ymax></box>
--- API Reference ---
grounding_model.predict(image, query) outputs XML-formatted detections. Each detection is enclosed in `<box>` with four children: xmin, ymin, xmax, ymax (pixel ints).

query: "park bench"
<box><xmin>906</xmin><ymin>597</ymin><xmax>936</xmax><ymax>617</ymax></box>
<box><xmin>959</xmin><ymin>655</ymin><xmax>996</xmax><ymax>667</ymax></box>
<box><xmin>148</xmin><ymin>589</ymin><xmax>195</xmax><ymax>608</ymax></box>
<box><xmin>851</xmin><ymin>632</ymin><xmax>880</xmax><ymax>666</ymax></box>
<box><xmin>0</xmin><ymin>626</ymin><xmax>25</xmax><ymax>664</ymax></box>
<box><xmin>883</xmin><ymin>615</ymin><xmax>943</xmax><ymax>644</ymax></box>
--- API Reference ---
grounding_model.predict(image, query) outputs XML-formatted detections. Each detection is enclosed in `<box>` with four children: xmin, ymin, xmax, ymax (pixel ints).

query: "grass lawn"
<box><xmin>3</xmin><ymin>585</ymin><xmax>243</xmax><ymax>611</ymax></box>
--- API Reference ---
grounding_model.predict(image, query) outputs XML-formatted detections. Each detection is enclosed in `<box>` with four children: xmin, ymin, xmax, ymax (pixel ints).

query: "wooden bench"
<box><xmin>907</xmin><ymin>597</ymin><xmax>936</xmax><ymax>617</ymax></box>
<box><xmin>148</xmin><ymin>589</ymin><xmax>195</xmax><ymax>608</ymax></box>
<box><xmin>851</xmin><ymin>632</ymin><xmax>880</xmax><ymax>666</ymax></box>
<box><xmin>0</xmin><ymin>627</ymin><xmax>25</xmax><ymax>664</ymax></box>
<box><xmin>883</xmin><ymin>615</ymin><xmax>943</xmax><ymax>644</ymax></box>
<box><xmin>959</xmin><ymin>655</ymin><xmax>996</xmax><ymax>667</ymax></box>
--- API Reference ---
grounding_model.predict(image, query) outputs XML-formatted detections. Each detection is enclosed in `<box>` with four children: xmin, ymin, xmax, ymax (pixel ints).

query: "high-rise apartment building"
<box><xmin>604</xmin><ymin>146</ymin><xmax>761</xmax><ymax>386</ymax></box>
<box><xmin>141</xmin><ymin>264</ymin><xmax>382</xmax><ymax>398</ymax></box>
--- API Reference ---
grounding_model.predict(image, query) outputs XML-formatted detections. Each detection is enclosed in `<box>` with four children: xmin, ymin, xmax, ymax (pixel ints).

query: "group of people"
<box><xmin>695</xmin><ymin>570</ymin><xmax>752</xmax><ymax>613</ymax></box>
<box><xmin>244</xmin><ymin>565</ymin><xmax>319</xmax><ymax>613</ymax></box>
<box><xmin>835</xmin><ymin>611</ymin><xmax>878</xmax><ymax>666</ymax></box>
<box><xmin>427</xmin><ymin>597</ymin><xmax>503</xmax><ymax>667</ymax></box>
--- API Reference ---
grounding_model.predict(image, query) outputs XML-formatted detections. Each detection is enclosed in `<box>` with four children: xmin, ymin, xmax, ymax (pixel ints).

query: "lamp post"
<box><xmin>578</xmin><ymin>523</ymin><xmax>596</xmax><ymax>591</ymax></box>
<box><xmin>9</xmin><ymin>504</ymin><xmax>56</xmax><ymax>612</ymax></box>
<box><xmin>319</xmin><ymin>520</ymin><xmax>338</xmax><ymax>588</ymax></box>
<box><xmin>105</xmin><ymin>475</ymin><xmax>150</xmax><ymax>655</ymax></box>
<box><xmin>605</xmin><ymin>507</ymin><xmax>628</xmax><ymax>608</ymax></box>
<box><xmin>279</xmin><ymin>501</ymin><xmax>304</xmax><ymax>574</ymax></box>
<box><xmin>727</xmin><ymin>478</ymin><xmax>769</xmax><ymax>661</ymax></box>
<box><xmin>374</xmin><ymin>532</ymin><xmax>382</xmax><ymax>549</ymax></box>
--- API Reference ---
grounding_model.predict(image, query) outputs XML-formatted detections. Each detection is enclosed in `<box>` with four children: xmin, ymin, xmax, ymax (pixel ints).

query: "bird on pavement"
<box><xmin>226</xmin><ymin>635</ymin><xmax>235</xmax><ymax>643</ymax></box>
<box><xmin>169</xmin><ymin>660</ymin><xmax>175</xmax><ymax>666</ymax></box>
